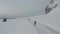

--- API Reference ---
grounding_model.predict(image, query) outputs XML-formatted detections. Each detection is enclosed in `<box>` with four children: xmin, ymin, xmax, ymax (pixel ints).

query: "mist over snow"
<box><xmin>0</xmin><ymin>0</ymin><xmax>60</xmax><ymax>34</ymax></box>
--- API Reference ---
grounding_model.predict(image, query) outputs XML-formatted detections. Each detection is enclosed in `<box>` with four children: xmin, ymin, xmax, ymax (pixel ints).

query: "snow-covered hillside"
<box><xmin>29</xmin><ymin>0</ymin><xmax>60</xmax><ymax>34</ymax></box>
<box><xmin>0</xmin><ymin>0</ymin><xmax>60</xmax><ymax>34</ymax></box>
<box><xmin>0</xmin><ymin>16</ymin><xmax>57</xmax><ymax>34</ymax></box>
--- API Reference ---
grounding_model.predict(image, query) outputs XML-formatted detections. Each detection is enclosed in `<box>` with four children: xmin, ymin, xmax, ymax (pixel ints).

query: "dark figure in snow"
<box><xmin>3</xmin><ymin>18</ymin><xmax>7</xmax><ymax>22</ymax></box>
<box><xmin>34</xmin><ymin>21</ymin><xmax>36</xmax><ymax>26</ymax></box>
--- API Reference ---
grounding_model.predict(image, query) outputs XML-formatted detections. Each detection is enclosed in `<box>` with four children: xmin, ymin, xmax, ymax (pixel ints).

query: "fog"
<box><xmin>0</xmin><ymin>0</ymin><xmax>51</xmax><ymax>18</ymax></box>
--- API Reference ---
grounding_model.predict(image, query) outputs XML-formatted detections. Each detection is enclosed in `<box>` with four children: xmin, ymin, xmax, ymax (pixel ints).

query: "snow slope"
<box><xmin>27</xmin><ymin>18</ymin><xmax>57</xmax><ymax>34</ymax></box>
<box><xmin>0</xmin><ymin>0</ymin><xmax>60</xmax><ymax>34</ymax></box>
<box><xmin>29</xmin><ymin>0</ymin><xmax>60</xmax><ymax>33</ymax></box>
<box><xmin>0</xmin><ymin>18</ymin><xmax>38</xmax><ymax>34</ymax></box>
<box><xmin>30</xmin><ymin>6</ymin><xmax>60</xmax><ymax>34</ymax></box>
<box><xmin>0</xmin><ymin>7</ymin><xmax>60</xmax><ymax>34</ymax></box>
<box><xmin>1</xmin><ymin>9</ymin><xmax>60</xmax><ymax>34</ymax></box>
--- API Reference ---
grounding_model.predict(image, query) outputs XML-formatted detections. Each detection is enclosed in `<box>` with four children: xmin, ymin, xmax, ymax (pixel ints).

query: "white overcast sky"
<box><xmin>0</xmin><ymin>0</ymin><xmax>51</xmax><ymax>18</ymax></box>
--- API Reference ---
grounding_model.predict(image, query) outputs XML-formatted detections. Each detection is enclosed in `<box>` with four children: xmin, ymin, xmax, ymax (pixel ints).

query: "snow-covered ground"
<box><xmin>30</xmin><ymin>5</ymin><xmax>60</xmax><ymax>34</ymax></box>
<box><xmin>0</xmin><ymin>14</ymin><xmax>58</xmax><ymax>34</ymax></box>
<box><xmin>0</xmin><ymin>0</ymin><xmax>60</xmax><ymax>34</ymax></box>
<box><xmin>0</xmin><ymin>8</ymin><xmax>60</xmax><ymax>34</ymax></box>
<box><xmin>0</xmin><ymin>18</ymin><xmax>38</xmax><ymax>34</ymax></box>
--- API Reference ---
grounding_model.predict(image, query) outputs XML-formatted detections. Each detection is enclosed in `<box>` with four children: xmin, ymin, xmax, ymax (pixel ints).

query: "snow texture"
<box><xmin>0</xmin><ymin>0</ymin><xmax>60</xmax><ymax>34</ymax></box>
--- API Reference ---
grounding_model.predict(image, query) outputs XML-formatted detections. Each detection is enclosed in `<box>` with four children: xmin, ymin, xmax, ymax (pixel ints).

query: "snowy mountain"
<box><xmin>0</xmin><ymin>0</ymin><xmax>60</xmax><ymax>34</ymax></box>
<box><xmin>30</xmin><ymin>0</ymin><xmax>60</xmax><ymax>34</ymax></box>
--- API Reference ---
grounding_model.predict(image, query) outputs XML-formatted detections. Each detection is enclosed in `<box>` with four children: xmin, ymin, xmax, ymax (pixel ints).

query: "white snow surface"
<box><xmin>0</xmin><ymin>0</ymin><xmax>60</xmax><ymax>34</ymax></box>
<box><xmin>0</xmin><ymin>8</ymin><xmax>60</xmax><ymax>34</ymax></box>
<box><xmin>30</xmin><ymin>8</ymin><xmax>60</xmax><ymax>34</ymax></box>
<box><xmin>0</xmin><ymin>18</ymin><xmax>38</xmax><ymax>34</ymax></box>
